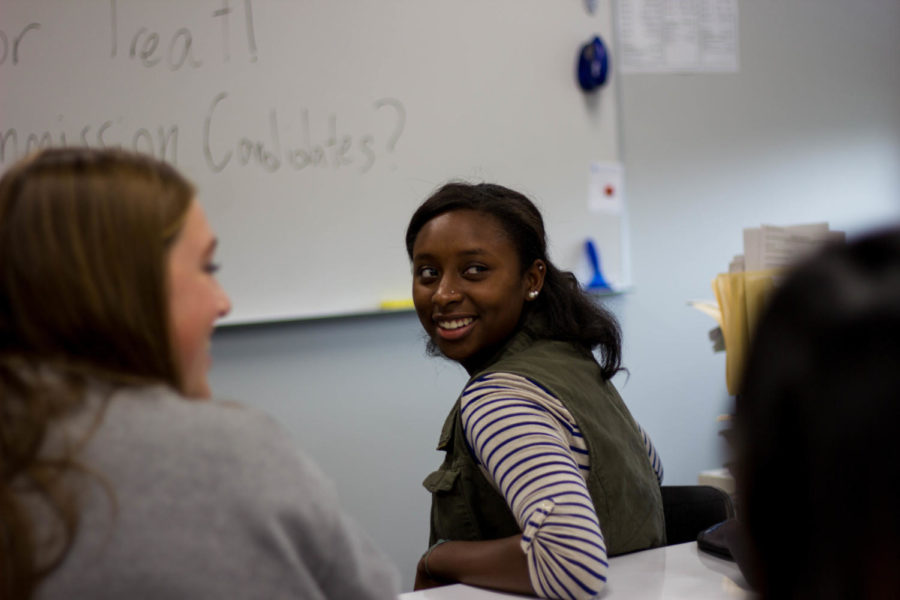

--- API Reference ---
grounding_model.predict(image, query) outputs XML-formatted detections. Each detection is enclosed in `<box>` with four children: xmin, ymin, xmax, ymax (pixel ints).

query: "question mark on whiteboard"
<box><xmin>374</xmin><ymin>97</ymin><xmax>406</xmax><ymax>152</ymax></box>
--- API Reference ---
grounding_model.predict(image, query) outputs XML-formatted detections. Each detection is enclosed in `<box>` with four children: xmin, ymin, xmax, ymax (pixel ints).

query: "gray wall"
<box><xmin>209</xmin><ymin>0</ymin><xmax>900</xmax><ymax>590</ymax></box>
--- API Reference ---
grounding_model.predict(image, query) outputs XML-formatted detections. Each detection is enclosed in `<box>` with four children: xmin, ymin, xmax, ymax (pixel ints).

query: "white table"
<box><xmin>398</xmin><ymin>542</ymin><xmax>752</xmax><ymax>599</ymax></box>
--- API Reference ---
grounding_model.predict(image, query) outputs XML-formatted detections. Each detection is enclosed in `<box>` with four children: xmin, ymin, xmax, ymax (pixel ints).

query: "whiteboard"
<box><xmin>0</xmin><ymin>0</ymin><xmax>626</xmax><ymax>324</ymax></box>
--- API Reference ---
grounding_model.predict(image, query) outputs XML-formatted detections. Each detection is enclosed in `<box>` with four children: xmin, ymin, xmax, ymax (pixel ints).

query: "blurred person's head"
<box><xmin>0</xmin><ymin>146</ymin><xmax>230</xmax><ymax>395</ymax></box>
<box><xmin>0</xmin><ymin>147</ymin><xmax>229</xmax><ymax>599</ymax></box>
<box><xmin>736</xmin><ymin>227</ymin><xmax>900</xmax><ymax>599</ymax></box>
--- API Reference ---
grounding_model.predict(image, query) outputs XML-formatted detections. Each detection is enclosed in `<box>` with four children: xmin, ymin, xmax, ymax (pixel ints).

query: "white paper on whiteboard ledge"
<box><xmin>588</xmin><ymin>161</ymin><xmax>624</xmax><ymax>215</ymax></box>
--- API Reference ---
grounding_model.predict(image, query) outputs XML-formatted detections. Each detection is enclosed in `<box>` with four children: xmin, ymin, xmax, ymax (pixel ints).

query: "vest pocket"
<box><xmin>423</xmin><ymin>467</ymin><xmax>481</xmax><ymax>541</ymax></box>
<box><xmin>423</xmin><ymin>468</ymin><xmax>459</xmax><ymax>493</ymax></box>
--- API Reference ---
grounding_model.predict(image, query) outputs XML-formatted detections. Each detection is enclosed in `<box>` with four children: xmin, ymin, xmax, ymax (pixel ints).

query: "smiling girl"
<box><xmin>407</xmin><ymin>183</ymin><xmax>665</xmax><ymax>600</ymax></box>
<box><xmin>0</xmin><ymin>148</ymin><xmax>398</xmax><ymax>599</ymax></box>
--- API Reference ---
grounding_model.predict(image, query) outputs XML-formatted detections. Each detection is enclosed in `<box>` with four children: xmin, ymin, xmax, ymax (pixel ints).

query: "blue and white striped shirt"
<box><xmin>460</xmin><ymin>372</ymin><xmax>663</xmax><ymax>600</ymax></box>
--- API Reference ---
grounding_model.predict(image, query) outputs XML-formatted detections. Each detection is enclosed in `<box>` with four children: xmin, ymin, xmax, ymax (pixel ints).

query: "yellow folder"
<box><xmin>712</xmin><ymin>269</ymin><xmax>782</xmax><ymax>395</ymax></box>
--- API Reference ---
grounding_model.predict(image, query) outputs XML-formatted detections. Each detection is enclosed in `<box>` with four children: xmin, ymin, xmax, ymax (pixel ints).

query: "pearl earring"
<box><xmin>528</xmin><ymin>290</ymin><xmax>539</xmax><ymax>300</ymax></box>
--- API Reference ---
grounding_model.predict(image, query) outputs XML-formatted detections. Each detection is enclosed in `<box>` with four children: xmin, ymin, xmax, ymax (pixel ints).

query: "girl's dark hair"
<box><xmin>405</xmin><ymin>182</ymin><xmax>622</xmax><ymax>379</ymax></box>
<box><xmin>736</xmin><ymin>227</ymin><xmax>900</xmax><ymax>599</ymax></box>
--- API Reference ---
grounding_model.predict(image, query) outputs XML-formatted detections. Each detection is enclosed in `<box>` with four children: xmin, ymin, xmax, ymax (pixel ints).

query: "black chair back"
<box><xmin>661</xmin><ymin>485</ymin><xmax>735</xmax><ymax>545</ymax></box>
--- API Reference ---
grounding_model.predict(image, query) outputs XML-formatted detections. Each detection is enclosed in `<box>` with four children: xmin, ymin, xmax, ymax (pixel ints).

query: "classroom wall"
<box><xmin>209</xmin><ymin>0</ymin><xmax>900</xmax><ymax>590</ymax></box>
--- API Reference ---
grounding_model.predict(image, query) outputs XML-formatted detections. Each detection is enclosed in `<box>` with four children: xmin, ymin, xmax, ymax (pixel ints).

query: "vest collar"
<box><xmin>464</xmin><ymin>311</ymin><xmax>551</xmax><ymax>375</ymax></box>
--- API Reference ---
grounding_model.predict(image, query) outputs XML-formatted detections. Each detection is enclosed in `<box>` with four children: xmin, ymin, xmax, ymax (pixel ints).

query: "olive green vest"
<box><xmin>423</xmin><ymin>324</ymin><xmax>666</xmax><ymax>556</ymax></box>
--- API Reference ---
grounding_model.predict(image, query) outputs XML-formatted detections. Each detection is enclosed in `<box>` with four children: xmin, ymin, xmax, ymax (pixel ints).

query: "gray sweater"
<box><xmin>33</xmin><ymin>383</ymin><xmax>399</xmax><ymax>599</ymax></box>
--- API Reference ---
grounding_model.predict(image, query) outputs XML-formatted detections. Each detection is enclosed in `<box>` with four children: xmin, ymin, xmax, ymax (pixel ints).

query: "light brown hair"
<box><xmin>0</xmin><ymin>147</ymin><xmax>195</xmax><ymax>598</ymax></box>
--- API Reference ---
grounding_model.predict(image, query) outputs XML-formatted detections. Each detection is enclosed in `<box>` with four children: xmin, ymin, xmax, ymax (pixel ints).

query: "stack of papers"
<box><xmin>731</xmin><ymin>223</ymin><xmax>845</xmax><ymax>273</ymax></box>
<box><xmin>695</xmin><ymin>222</ymin><xmax>844</xmax><ymax>395</ymax></box>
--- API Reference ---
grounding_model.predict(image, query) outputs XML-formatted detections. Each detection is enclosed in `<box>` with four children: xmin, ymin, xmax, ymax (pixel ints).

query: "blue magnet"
<box><xmin>577</xmin><ymin>35</ymin><xmax>609</xmax><ymax>92</ymax></box>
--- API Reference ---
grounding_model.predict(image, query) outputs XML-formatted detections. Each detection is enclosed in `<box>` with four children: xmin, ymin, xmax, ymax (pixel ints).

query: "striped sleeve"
<box><xmin>638</xmin><ymin>423</ymin><xmax>664</xmax><ymax>485</ymax></box>
<box><xmin>460</xmin><ymin>373</ymin><xmax>608</xmax><ymax>600</ymax></box>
